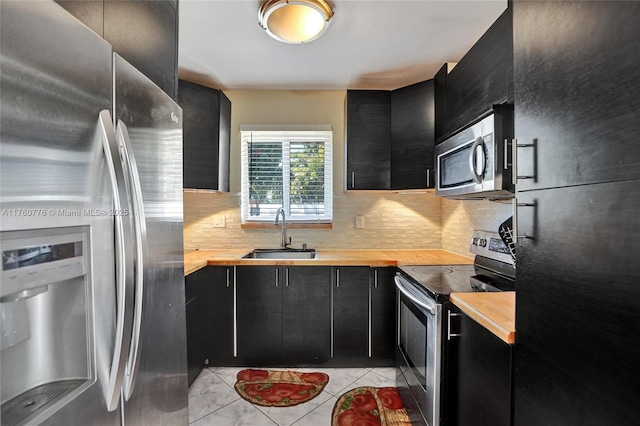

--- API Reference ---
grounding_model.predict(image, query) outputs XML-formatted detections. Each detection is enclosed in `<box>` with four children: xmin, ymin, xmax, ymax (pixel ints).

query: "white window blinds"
<box><xmin>241</xmin><ymin>127</ymin><xmax>333</xmax><ymax>223</ymax></box>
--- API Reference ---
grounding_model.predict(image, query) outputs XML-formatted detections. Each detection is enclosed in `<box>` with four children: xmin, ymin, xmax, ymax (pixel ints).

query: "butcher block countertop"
<box><xmin>184</xmin><ymin>249</ymin><xmax>473</xmax><ymax>276</ymax></box>
<box><xmin>450</xmin><ymin>292</ymin><xmax>516</xmax><ymax>345</ymax></box>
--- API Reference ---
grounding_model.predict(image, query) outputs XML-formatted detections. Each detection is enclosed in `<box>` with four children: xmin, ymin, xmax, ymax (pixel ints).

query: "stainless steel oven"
<box><xmin>395</xmin><ymin>274</ymin><xmax>442</xmax><ymax>426</ymax></box>
<box><xmin>435</xmin><ymin>105</ymin><xmax>514</xmax><ymax>200</ymax></box>
<box><xmin>395</xmin><ymin>230</ymin><xmax>515</xmax><ymax>426</ymax></box>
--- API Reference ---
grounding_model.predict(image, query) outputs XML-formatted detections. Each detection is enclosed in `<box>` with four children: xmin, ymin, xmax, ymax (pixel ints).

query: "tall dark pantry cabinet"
<box><xmin>512</xmin><ymin>1</ymin><xmax>640</xmax><ymax>425</ymax></box>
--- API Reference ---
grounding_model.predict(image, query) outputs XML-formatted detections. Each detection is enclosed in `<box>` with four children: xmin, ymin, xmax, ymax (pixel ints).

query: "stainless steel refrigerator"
<box><xmin>0</xmin><ymin>1</ymin><xmax>188</xmax><ymax>425</ymax></box>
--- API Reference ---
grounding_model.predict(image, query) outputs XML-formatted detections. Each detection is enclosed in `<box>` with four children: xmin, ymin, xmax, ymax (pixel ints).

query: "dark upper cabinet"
<box><xmin>179</xmin><ymin>80</ymin><xmax>231</xmax><ymax>191</ymax></box>
<box><xmin>104</xmin><ymin>0</ymin><xmax>178</xmax><ymax>100</ymax></box>
<box><xmin>434</xmin><ymin>64</ymin><xmax>448</xmax><ymax>145</ymax></box>
<box><xmin>436</xmin><ymin>6</ymin><xmax>513</xmax><ymax>142</ymax></box>
<box><xmin>332</xmin><ymin>267</ymin><xmax>370</xmax><ymax>361</ymax></box>
<box><xmin>345</xmin><ymin>90</ymin><xmax>392</xmax><ymax>190</ymax></box>
<box><xmin>206</xmin><ymin>267</ymin><xmax>234</xmax><ymax>366</ymax></box>
<box><xmin>282</xmin><ymin>267</ymin><xmax>332</xmax><ymax>363</ymax></box>
<box><xmin>513</xmin><ymin>1</ymin><xmax>640</xmax><ymax>192</ymax></box>
<box><xmin>514</xmin><ymin>181</ymin><xmax>640</xmax><ymax>426</ymax></box>
<box><xmin>448</xmin><ymin>306</ymin><xmax>512</xmax><ymax>426</ymax></box>
<box><xmin>391</xmin><ymin>80</ymin><xmax>435</xmax><ymax>189</ymax></box>
<box><xmin>185</xmin><ymin>267</ymin><xmax>208</xmax><ymax>386</ymax></box>
<box><xmin>56</xmin><ymin>0</ymin><xmax>179</xmax><ymax>100</ymax></box>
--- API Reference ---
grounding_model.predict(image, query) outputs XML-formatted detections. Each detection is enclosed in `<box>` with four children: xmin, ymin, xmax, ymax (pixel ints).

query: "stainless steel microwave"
<box><xmin>435</xmin><ymin>106</ymin><xmax>514</xmax><ymax>199</ymax></box>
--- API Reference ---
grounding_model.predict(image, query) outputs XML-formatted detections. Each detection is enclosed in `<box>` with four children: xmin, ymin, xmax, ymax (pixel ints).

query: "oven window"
<box><xmin>399</xmin><ymin>296</ymin><xmax>427</xmax><ymax>390</ymax></box>
<box><xmin>440</xmin><ymin>144</ymin><xmax>474</xmax><ymax>188</ymax></box>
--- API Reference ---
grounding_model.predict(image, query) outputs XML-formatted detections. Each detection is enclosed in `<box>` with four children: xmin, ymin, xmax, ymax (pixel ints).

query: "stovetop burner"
<box><xmin>397</xmin><ymin>230</ymin><xmax>516</xmax><ymax>302</ymax></box>
<box><xmin>398</xmin><ymin>264</ymin><xmax>476</xmax><ymax>301</ymax></box>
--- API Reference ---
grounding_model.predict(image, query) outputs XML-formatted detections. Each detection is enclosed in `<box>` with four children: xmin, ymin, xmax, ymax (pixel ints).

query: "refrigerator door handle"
<box><xmin>98</xmin><ymin>110</ymin><xmax>136</xmax><ymax>412</ymax></box>
<box><xmin>116</xmin><ymin>120</ymin><xmax>148</xmax><ymax>401</ymax></box>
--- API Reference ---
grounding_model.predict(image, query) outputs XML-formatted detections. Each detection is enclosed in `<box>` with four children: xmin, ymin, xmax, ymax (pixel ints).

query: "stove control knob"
<box><xmin>480</xmin><ymin>239</ymin><xmax>487</xmax><ymax>247</ymax></box>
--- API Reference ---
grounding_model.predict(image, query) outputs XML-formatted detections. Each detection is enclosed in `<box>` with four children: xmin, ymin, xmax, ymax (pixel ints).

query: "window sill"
<box><xmin>241</xmin><ymin>222</ymin><xmax>332</xmax><ymax>229</ymax></box>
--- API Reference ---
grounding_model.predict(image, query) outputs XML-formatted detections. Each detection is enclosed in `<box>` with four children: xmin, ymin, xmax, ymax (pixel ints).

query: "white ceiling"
<box><xmin>178</xmin><ymin>0</ymin><xmax>507</xmax><ymax>90</ymax></box>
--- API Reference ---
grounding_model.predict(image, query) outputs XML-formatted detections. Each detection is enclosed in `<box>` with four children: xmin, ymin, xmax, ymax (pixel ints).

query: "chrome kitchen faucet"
<box><xmin>274</xmin><ymin>207</ymin><xmax>291</xmax><ymax>248</ymax></box>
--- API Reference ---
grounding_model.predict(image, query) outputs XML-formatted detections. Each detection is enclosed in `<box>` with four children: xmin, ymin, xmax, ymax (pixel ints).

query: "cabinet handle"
<box><xmin>285</xmin><ymin>267</ymin><xmax>289</xmax><ymax>287</ymax></box>
<box><xmin>336</xmin><ymin>269</ymin><xmax>340</xmax><ymax>287</ymax></box>
<box><xmin>504</xmin><ymin>139</ymin><xmax>509</xmax><ymax>170</ymax></box>
<box><xmin>426</xmin><ymin>168</ymin><xmax>430</xmax><ymax>188</ymax></box>
<box><xmin>275</xmin><ymin>268</ymin><xmax>279</xmax><ymax>287</ymax></box>
<box><xmin>374</xmin><ymin>269</ymin><xmax>378</xmax><ymax>288</ymax></box>
<box><xmin>226</xmin><ymin>268</ymin><xmax>230</xmax><ymax>288</ymax></box>
<box><xmin>512</xmin><ymin>138</ymin><xmax>537</xmax><ymax>185</ymax></box>
<box><xmin>447</xmin><ymin>311</ymin><xmax>462</xmax><ymax>340</ymax></box>
<box><xmin>351</xmin><ymin>172</ymin><xmax>355</xmax><ymax>189</ymax></box>
<box><xmin>513</xmin><ymin>198</ymin><xmax>536</xmax><ymax>243</ymax></box>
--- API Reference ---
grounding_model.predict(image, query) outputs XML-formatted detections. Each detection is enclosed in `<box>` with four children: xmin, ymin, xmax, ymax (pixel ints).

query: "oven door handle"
<box><xmin>394</xmin><ymin>275</ymin><xmax>436</xmax><ymax>315</ymax></box>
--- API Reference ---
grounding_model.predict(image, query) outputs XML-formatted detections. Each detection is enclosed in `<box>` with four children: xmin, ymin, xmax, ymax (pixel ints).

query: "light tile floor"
<box><xmin>188</xmin><ymin>366</ymin><xmax>399</xmax><ymax>426</ymax></box>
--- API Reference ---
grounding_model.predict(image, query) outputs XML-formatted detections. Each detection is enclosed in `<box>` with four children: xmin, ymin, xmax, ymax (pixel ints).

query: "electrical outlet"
<box><xmin>213</xmin><ymin>215</ymin><xmax>226</xmax><ymax>228</ymax></box>
<box><xmin>355</xmin><ymin>215</ymin><xmax>365</xmax><ymax>229</ymax></box>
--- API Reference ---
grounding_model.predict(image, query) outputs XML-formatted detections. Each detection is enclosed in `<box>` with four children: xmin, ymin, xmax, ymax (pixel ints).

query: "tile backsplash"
<box><xmin>184</xmin><ymin>190</ymin><xmax>511</xmax><ymax>258</ymax></box>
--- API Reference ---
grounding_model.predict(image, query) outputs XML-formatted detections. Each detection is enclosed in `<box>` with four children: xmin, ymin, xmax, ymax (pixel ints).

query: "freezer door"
<box><xmin>113</xmin><ymin>54</ymin><xmax>188</xmax><ymax>424</ymax></box>
<box><xmin>0</xmin><ymin>1</ymin><xmax>122</xmax><ymax>425</ymax></box>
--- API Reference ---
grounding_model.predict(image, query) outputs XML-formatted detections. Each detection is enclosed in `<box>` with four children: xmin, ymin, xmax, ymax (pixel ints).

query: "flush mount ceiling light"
<box><xmin>258</xmin><ymin>0</ymin><xmax>334</xmax><ymax>44</ymax></box>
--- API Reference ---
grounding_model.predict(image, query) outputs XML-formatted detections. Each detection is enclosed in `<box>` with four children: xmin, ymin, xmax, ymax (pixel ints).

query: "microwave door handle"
<box><xmin>98</xmin><ymin>110</ymin><xmax>136</xmax><ymax>412</ymax></box>
<box><xmin>117</xmin><ymin>120</ymin><xmax>148</xmax><ymax>402</ymax></box>
<box><xmin>469</xmin><ymin>136</ymin><xmax>485</xmax><ymax>184</ymax></box>
<box><xmin>394</xmin><ymin>276</ymin><xmax>436</xmax><ymax>315</ymax></box>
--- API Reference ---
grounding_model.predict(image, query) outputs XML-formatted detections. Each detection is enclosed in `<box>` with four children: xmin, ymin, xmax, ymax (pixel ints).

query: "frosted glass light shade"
<box><xmin>259</xmin><ymin>0</ymin><xmax>334</xmax><ymax>44</ymax></box>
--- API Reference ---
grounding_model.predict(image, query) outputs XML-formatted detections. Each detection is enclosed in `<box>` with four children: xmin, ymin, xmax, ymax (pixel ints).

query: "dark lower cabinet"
<box><xmin>185</xmin><ymin>267</ymin><xmax>208</xmax><ymax>386</ymax></box>
<box><xmin>207</xmin><ymin>267</ymin><xmax>234</xmax><ymax>366</ymax></box>
<box><xmin>282</xmin><ymin>267</ymin><xmax>332</xmax><ymax>363</ymax></box>
<box><xmin>332</xmin><ymin>267</ymin><xmax>370</xmax><ymax>362</ymax></box>
<box><xmin>514</xmin><ymin>181</ymin><xmax>640</xmax><ymax>425</ymax></box>
<box><xmin>236</xmin><ymin>266</ymin><xmax>283</xmax><ymax>365</ymax></box>
<box><xmin>370</xmin><ymin>268</ymin><xmax>396</xmax><ymax>365</ymax></box>
<box><xmin>448</xmin><ymin>306</ymin><xmax>512</xmax><ymax>426</ymax></box>
<box><xmin>236</xmin><ymin>266</ymin><xmax>332</xmax><ymax>366</ymax></box>
<box><xmin>56</xmin><ymin>0</ymin><xmax>179</xmax><ymax>100</ymax></box>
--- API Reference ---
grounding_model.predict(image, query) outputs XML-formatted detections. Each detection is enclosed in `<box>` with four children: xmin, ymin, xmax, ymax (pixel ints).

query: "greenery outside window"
<box><xmin>240</xmin><ymin>125</ymin><xmax>333</xmax><ymax>223</ymax></box>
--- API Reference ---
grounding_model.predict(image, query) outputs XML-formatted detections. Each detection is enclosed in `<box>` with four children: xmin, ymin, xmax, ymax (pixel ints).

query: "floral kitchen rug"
<box><xmin>234</xmin><ymin>369</ymin><xmax>329</xmax><ymax>407</ymax></box>
<box><xmin>332</xmin><ymin>386</ymin><xmax>412</xmax><ymax>426</ymax></box>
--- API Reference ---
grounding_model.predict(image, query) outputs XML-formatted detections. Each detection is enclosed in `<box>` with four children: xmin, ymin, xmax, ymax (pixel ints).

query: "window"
<box><xmin>241</xmin><ymin>126</ymin><xmax>333</xmax><ymax>223</ymax></box>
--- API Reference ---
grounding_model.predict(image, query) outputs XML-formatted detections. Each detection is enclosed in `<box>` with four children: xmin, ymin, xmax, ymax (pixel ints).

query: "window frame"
<box><xmin>240</xmin><ymin>125</ymin><xmax>333</xmax><ymax>224</ymax></box>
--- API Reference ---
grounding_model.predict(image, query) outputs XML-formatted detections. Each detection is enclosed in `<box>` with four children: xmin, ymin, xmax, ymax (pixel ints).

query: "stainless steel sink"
<box><xmin>241</xmin><ymin>248</ymin><xmax>317</xmax><ymax>259</ymax></box>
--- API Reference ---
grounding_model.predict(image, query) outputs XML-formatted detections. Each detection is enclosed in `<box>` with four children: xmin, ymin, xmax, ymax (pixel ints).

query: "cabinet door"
<box><xmin>346</xmin><ymin>90</ymin><xmax>391</xmax><ymax>190</ymax></box>
<box><xmin>236</xmin><ymin>266</ymin><xmax>283</xmax><ymax>364</ymax></box>
<box><xmin>514</xmin><ymin>181</ymin><xmax>640</xmax><ymax>425</ymax></box>
<box><xmin>332</xmin><ymin>267</ymin><xmax>370</xmax><ymax>362</ymax></box>
<box><xmin>185</xmin><ymin>268</ymin><xmax>207</xmax><ymax>386</ymax></box>
<box><xmin>104</xmin><ymin>0</ymin><xmax>178</xmax><ymax>99</ymax></box>
<box><xmin>282</xmin><ymin>267</ymin><xmax>332</xmax><ymax>363</ymax></box>
<box><xmin>391</xmin><ymin>80</ymin><xmax>435</xmax><ymax>189</ymax></box>
<box><xmin>513</xmin><ymin>1</ymin><xmax>640</xmax><ymax>191</ymax></box>
<box><xmin>451</xmin><ymin>308</ymin><xmax>512</xmax><ymax>426</ymax></box>
<box><xmin>179</xmin><ymin>80</ymin><xmax>223</xmax><ymax>190</ymax></box>
<box><xmin>370</xmin><ymin>268</ymin><xmax>396</xmax><ymax>365</ymax></box>
<box><xmin>206</xmin><ymin>267</ymin><xmax>234</xmax><ymax>366</ymax></box>
<box><xmin>442</xmin><ymin>7</ymin><xmax>513</xmax><ymax>139</ymax></box>
<box><xmin>218</xmin><ymin>91</ymin><xmax>231</xmax><ymax>192</ymax></box>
